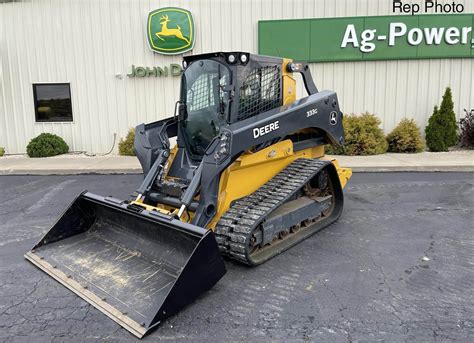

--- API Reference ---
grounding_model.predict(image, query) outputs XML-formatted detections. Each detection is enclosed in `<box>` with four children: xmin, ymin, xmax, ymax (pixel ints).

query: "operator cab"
<box><xmin>176</xmin><ymin>52</ymin><xmax>284</xmax><ymax>161</ymax></box>
<box><xmin>136</xmin><ymin>52</ymin><xmax>322</xmax><ymax>182</ymax></box>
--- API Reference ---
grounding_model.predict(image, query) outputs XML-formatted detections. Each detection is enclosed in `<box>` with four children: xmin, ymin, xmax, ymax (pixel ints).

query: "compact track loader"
<box><xmin>25</xmin><ymin>52</ymin><xmax>352</xmax><ymax>338</ymax></box>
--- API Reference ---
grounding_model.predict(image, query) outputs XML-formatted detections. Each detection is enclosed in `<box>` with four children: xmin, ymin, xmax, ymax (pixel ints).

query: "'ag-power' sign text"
<box><xmin>341</xmin><ymin>22</ymin><xmax>473</xmax><ymax>53</ymax></box>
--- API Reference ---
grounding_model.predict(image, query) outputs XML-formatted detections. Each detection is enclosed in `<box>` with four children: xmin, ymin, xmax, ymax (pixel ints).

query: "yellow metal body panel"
<box><xmin>282</xmin><ymin>59</ymin><xmax>296</xmax><ymax>105</ymax></box>
<box><xmin>208</xmin><ymin>140</ymin><xmax>324</xmax><ymax>229</ymax></box>
<box><xmin>131</xmin><ymin>198</ymin><xmax>194</xmax><ymax>223</ymax></box>
<box><xmin>131</xmin><ymin>199</ymin><xmax>171</xmax><ymax>213</ymax></box>
<box><xmin>165</xmin><ymin>144</ymin><xmax>178</xmax><ymax>175</ymax></box>
<box><xmin>325</xmin><ymin>158</ymin><xmax>352</xmax><ymax>189</ymax></box>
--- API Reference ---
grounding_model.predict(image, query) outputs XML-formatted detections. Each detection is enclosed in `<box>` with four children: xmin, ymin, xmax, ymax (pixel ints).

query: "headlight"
<box><xmin>287</xmin><ymin>62</ymin><xmax>296</xmax><ymax>72</ymax></box>
<box><xmin>240</xmin><ymin>54</ymin><xmax>248</xmax><ymax>63</ymax></box>
<box><xmin>227</xmin><ymin>54</ymin><xmax>237</xmax><ymax>64</ymax></box>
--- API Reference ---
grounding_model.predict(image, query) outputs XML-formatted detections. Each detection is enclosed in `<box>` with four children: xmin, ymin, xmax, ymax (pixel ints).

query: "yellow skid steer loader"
<box><xmin>25</xmin><ymin>52</ymin><xmax>352</xmax><ymax>338</ymax></box>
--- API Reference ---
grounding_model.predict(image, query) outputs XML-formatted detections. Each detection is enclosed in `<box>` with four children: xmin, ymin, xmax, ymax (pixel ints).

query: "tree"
<box><xmin>438</xmin><ymin>87</ymin><xmax>458</xmax><ymax>147</ymax></box>
<box><xmin>425</xmin><ymin>87</ymin><xmax>458</xmax><ymax>152</ymax></box>
<box><xmin>425</xmin><ymin>106</ymin><xmax>447</xmax><ymax>152</ymax></box>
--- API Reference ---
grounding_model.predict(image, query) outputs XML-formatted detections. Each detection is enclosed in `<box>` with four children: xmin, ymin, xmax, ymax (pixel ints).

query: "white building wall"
<box><xmin>1</xmin><ymin>0</ymin><xmax>473</xmax><ymax>153</ymax></box>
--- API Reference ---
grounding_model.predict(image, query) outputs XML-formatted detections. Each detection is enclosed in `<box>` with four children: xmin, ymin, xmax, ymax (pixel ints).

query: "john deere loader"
<box><xmin>25</xmin><ymin>52</ymin><xmax>352</xmax><ymax>338</ymax></box>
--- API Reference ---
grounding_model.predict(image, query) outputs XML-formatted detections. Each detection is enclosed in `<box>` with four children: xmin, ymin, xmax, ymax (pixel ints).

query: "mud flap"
<box><xmin>24</xmin><ymin>192</ymin><xmax>226</xmax><ymax>338</ymax></box>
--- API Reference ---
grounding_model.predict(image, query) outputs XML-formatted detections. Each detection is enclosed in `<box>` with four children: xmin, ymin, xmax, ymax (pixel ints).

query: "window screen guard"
<box><xmin>238</xmin><ymin>65</ymin><xmax>282</xmax><ymax>121</ymax></box>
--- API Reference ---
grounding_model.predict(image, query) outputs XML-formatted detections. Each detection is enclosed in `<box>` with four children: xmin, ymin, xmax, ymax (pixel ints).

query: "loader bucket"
<box><xmin>24</xmin><ymin>192</ymin><xmax>226</xmax><ymax>338</ymax></box>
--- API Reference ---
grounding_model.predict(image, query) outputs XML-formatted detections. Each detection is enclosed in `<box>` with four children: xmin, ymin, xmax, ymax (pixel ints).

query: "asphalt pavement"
<box><xmin>0</xmin><ymin>173</ymin><xmax>473</xmax><ymax>342</ymax></box>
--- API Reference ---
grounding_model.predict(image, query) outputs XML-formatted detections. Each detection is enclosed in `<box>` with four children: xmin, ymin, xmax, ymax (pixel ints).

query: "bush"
<box><xmin>0</xmin><ymin>147</ymin><xmax>4</xmax><ymax>157</ymax></box>
<box><xmin>459</xmin><ymin>109</ymin><xmax>474</xmax><ymax>147</ymax></box>
<box><xmin>425</xmin><ymin>106</ymin><xmax>446</xmax><ymax>151</ymax></box>
<box><xmin>386</xmin><ymin>119</ymin><xmax>425</xmax><ymax>153</ymax></box>
<box><xmin>26</xmin><ymin>133</ymin><xmax>69</xmax><ymax>158</ymax></box>
<box><xmin>324</xmin><ymin>143</ymin><xmax>343</xmax><ymax>155</ymax></box>
<box><xmin>425</xmin><ymin>87</ymin><xmax>458</xmax><ymax>152</ymax></box>
<box><xmin>326</xmin><ymin>112</ymin><xmax>388</xmax><ymax>155</ymax></box>
<box><xmin>119</xmin><ymin>128</ymin><xmax>136</xmax><ymax>156</ymax></box>
<box><xmin>439</xmin><ymin>87</ymin><xmax>458</xmax><ymax>147</ymax></box>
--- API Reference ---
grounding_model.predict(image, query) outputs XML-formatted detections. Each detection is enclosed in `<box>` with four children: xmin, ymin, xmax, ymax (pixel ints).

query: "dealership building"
<box><xmin>1</xmin><ymin>0</ymin><xmax>473</xmax><ymax>154</ymax></box>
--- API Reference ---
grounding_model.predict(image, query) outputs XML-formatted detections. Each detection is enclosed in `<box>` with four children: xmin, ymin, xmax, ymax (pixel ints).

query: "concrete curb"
<box><xmin>0</xmin><ymin>155</ymin><xmax>143</xmax><ymax>176</ymax></box>
<box><xmin>0</xmin><ymin>169</ymin><xmax>143</xmax><ymax>176</ymax></box>
<box><xmin>349</xmin><ymin>166</ymin><xmax>474</xmax><ymax>173</ymax></box>
<box><xmin>326</xmin><ymin>151</ymin><xmax>474</xmax><ymax>173</ymax></box>
<box><xmin>0</xmin><ymin>165</ymin><xmax>474</xmax><ymax>176</ymax></box>
<box><xmin>0</xmin><ymin>151</ymin><xmax>472</xmax><ymax>175</ymax></box>
<box><xmin>0</xmin><ymin>166</ymin><xmax>472</xmax><ymax>176</ymax></box>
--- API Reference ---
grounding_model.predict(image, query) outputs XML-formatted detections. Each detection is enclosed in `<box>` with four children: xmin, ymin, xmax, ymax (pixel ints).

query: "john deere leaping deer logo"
<box><xmin>147</xmin><ymin>7</ymin><xmax>194</xmax><ymax>55</ymax></box>
<box><xmin>156</xmin><ymin>14</ymin><xmax>190</xmax><ymax>45</ymax></box>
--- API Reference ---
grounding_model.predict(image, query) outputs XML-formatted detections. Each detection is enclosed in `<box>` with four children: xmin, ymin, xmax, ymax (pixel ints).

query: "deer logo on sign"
<box><xmin>147</xmin><ymin>8</ymin><xmax>195</xmax><ymax>55</ymax></box>
<box><xmin>156</xmin><ymin>15</ymin><xmax>190</xmax><ymax>45</ymax></box>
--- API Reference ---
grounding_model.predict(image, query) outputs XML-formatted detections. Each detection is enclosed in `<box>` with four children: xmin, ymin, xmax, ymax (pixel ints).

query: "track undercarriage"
<box><xmin>215</xmin><ymin>158</ymin><xmax>343</xmax><ymax>265</ymax></box>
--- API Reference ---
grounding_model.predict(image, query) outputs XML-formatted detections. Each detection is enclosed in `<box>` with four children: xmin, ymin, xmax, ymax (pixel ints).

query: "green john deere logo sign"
<box><xmin>147</xmin><ymin>7</ymin><xmax>194</xmax><ymax>55</ymax></box>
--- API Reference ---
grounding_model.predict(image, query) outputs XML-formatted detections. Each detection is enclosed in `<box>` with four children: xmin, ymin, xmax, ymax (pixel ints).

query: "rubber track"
<box><xmin>215</xmin><ymin>158</ymin><xmax>329</xmax><ymax>264</ymax></box>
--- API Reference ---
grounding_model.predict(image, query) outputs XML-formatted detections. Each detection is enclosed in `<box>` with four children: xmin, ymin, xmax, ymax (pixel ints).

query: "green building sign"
<box><xmin>147</xmin><ymin>7</ymin><xmax>195</xmax><ymax>55</ymax></box>
<box><xmin>259</xmin><ymin>14</ymin><xmax>474</xmax><ymax>62</ymax></box>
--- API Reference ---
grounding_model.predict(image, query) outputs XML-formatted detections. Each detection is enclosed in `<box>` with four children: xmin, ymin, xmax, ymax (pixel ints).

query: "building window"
<box><xmin>33</xmin><ymin>83</ymin><xmax>73</xmax><ymax>122</ymax></box>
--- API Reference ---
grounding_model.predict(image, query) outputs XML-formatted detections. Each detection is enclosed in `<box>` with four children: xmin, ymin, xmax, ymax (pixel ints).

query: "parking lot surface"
<box><xmin>0</xmin><ymin>173</ymin><xmax>473</xmax><ymax>342</ymax></box>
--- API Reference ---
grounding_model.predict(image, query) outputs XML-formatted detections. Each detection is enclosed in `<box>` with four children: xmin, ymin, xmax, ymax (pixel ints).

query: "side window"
<box><xmin>187</xmin><ymin>73</ymin><xmax>229</xmax><ymax>112</ymax></box>
<box><xmin>33</xmin><ymin>83</ymin><xmax>73</xmax><ymax>122</ymax></box>
<box><xmin>238</xmin><ymin>65</ymin><xmax>281</xmax><ymax>121</ymax></box>
<box><xmin>187</xmin><ymin>73</ymin><xmax>217</xmax><ymax>112</ymax></box>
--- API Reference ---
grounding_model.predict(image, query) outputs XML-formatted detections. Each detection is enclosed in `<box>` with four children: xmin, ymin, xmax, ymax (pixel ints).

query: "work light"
<box><xmin>227</xmin><ymin>54</ymin><xmax>237</xmax><ymax>64</ymax></box>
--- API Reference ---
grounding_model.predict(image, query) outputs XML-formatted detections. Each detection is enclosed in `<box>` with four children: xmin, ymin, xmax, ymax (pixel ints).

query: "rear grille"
<box><xmin>238</xmin><ymin>65</ymin><xmax>282</xmax><ymax>121</ymax></box>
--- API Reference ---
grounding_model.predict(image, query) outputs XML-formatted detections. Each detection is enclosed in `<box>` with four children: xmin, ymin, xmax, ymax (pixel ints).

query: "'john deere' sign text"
<box><xmin>127</xmin><ymin>64</ymin><xmax>183</xmax><ymax>78</ymax></box>
<box><xmin>147</xmin><ymin>7</ymin><xmax>195</xmax><ymax>55</ymax></box>
<box><xmin>259</xmin><ymin>14</ymin><xmax>474</xmax><ymax>62</ymax></box>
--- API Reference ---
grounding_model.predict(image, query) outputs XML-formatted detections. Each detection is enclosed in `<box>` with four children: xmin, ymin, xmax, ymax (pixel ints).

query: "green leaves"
<box><xmin>459</xmin><ymin>110</ymin><xmax>474</xmax><ymax>147</ymax></box>
<box><xmin>328</xmin><ymin>87</ymin><xmax>459</xmax><ymax>155</ymax></box>
<box><xmin>326</xmin><ymin>112</ymin><xmax>388</xmax><ymax>155</ymax></box>
<box><xmin>425</xmin><ymin>87</ymin><xmax>458</xmax><ymax>152</ymax></box>
<box><xmin>387</xmin><ymin>119</ymin><xmax>425</xmax><ymax>153</ymax></box>
<box><xmin>26</xmin><ymin>133</ymin><xmax>69</xmax><ymax>158</ymax></box>
<box><xmin>118</xmin><ymin>129</ymin><xmax>136</xmax><ymax>156</ymax></box>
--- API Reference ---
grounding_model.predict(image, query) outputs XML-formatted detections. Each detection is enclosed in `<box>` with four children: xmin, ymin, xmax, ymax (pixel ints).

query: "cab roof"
<box><xmin>182</xmin><ymin>52</ymin><xmax>284</xmax><ymax>66</ymax></box>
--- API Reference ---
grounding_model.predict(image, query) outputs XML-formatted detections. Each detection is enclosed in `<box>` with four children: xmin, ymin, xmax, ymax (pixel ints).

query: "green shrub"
<box><xmin>26</xmin><ymin>133</ymin><xmax>69</xmax><ymax>158</ymax></box>
<box><xmin>459</xmin><ymin>109</ymin><xmax>474</xmax><ymax>147</ymax></box>
<box><xmin>386</xmin><ymin>119</ymin><xmax>425</xmax><ymax>153</ymax></box>
<box><xmin>425</xmin><ymin>106</ymin><xmax>446</xmax><ymax>151</ymax></box>
<box><xmin>425</xmin><ymin>87</ymin><xmax>458</xmax><ymax>152</ymax></box>
<box><xmin>0</xmin><ymin>147</ymin><xmax>4</xmax><ymax>157</ymax></box>
<box><xmin>325</xmin><ymin>143</ymin><xmax>343</xmax><ymax>155</ymax></box>
<box><xmin>326</xmin><ymin>112</ymin><xmax>388</xmax><ymax>155</ymax></box>
<box><xmin>119</xmin><ymin>128</ymin><xmax>136</xmax><ymax>156</ymax></box>
<box><xmin>439</xmin><ymin>87</ymin><xmax>458</xmax><ymax>147</ymax></box>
